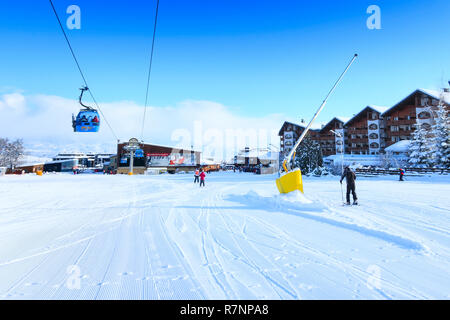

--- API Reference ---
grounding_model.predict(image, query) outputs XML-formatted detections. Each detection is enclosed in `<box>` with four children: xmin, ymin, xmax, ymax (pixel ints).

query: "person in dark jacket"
<box><xmin>340</xmin><ymin>166</ymin><xmax>358</xmax><ymax>205</ymax></box>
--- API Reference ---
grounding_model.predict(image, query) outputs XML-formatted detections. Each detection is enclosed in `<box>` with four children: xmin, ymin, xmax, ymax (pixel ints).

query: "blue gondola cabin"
<box><xmin>72</xmin><ymin>110</ymin><xmax>100</xmax><ymax>132</ymax></box>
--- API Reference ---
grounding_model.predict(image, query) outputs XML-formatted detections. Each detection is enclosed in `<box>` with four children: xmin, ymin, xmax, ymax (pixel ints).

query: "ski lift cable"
<box><xmin>49</xmin><ymin>0</ymin><xmax>119</xmax><ymax>141</ymax></box>
<box><xmin>140</xmin><ymin>0</ymin><xmax>160</xmax><ymax>142</ymax></box>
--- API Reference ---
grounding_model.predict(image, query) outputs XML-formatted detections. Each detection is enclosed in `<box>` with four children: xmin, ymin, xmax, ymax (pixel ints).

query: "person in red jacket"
<box><xmin>399</xmin><ymin>168</ymin><xmax>405</xmax><ymax>181</ymax></box>
<box><xmin>199</xmin><ymin>169</ymin><xmax>206</xmax><ymax>187</ymax></box>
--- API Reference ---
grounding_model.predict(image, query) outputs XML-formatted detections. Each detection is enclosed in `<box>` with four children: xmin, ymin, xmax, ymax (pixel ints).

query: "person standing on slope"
<box><xmin>199</xmin><ymin>169</ymin><xmax>206</xmax><ymax>187</ymax></box>
<box><xmin>194</xmin><ymin>168</ymin><xmax>200</xmax><ymax>183</ymax></box>
<box><xmin>399</xmin><ymin>168</ymin><xmax>405</xmax><ymax>181</ymax></box>
<box><xmin>340</xmin><ymin>166</ymin><xmax>358</xmax><ymax>205</ymax></box>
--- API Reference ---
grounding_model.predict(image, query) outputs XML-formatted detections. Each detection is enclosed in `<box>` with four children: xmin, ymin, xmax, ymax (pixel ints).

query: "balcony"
<box><xmin>386</xmin><ymin>119</ymin><xmax>415</xmax><ymax>126</ymax></box>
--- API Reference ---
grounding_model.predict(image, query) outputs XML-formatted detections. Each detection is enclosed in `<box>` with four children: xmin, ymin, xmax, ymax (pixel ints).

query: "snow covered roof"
<box><xmin>344</xmin><ymin>105</ymin><xmax>388</xmax><ymax>126</ymax></box>
<box><xmin>336</xmin><ymin>116</ymin><xmax>351</xmax><ymax>123</ymax></box>
<box><xmin>367</xmin><ymin>105</ymin><xmax>389</xmax><ymax>114</ymax></box>
<box><xmin>320</xmin><ymin>116</ymin><xmax>350</xmax><ymax>132</ymax></box>
<box><xmin>278</xmin><ymin>120</ymin><xmax>322</xmax><ymax>135</ymax></box>
<box><xmin>385</xmin><ymin>140</ymin><xmax>411</xmax><ymax>153</ymax></box>
<box><xmin>419</xmin><ymin>88</ymin><xmax>450</xmax><ymax>105</ymax></box>
<box><xmin>257</xmin><ymin>151</ymin><xmax>279</xmax><ymax>161</ymax></box>
<box><xmin>382</xmin><ymin>88</ymin><xmax>450</xmax><ymax>116</ymax></box>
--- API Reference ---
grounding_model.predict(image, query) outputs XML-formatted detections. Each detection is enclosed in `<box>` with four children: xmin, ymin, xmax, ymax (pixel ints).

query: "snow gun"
<box><xmin>276</xmin><ymin>54</ymin><xmax>358</xmax><ymax>194</ymax></box>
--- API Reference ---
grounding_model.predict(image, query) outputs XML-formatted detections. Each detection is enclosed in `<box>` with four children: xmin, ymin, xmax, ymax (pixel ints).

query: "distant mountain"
<box><xmin>22</xmin><ymin>139</ymin><xmax>117</xmax><ymax>165</ymax></box>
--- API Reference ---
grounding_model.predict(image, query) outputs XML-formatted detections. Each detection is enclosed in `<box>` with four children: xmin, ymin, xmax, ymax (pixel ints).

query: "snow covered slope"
<box><xmin>0</xmin><ymin>173</ymin><xmax>449</xmax><ymax>299</ymax></box>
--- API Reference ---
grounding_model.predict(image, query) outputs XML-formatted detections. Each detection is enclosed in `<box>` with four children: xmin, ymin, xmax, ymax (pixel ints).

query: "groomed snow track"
<box><xmin>0</xmin><ymin>173</ymin><xmax>449</xmax><ymax>299</ymax></box>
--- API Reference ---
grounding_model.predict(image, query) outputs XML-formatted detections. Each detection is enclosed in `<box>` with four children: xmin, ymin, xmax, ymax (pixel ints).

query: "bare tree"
<box><xmin>0</xmin><ymin>138</ymin><xmax>25</xmax><ymax>169</ymax></box>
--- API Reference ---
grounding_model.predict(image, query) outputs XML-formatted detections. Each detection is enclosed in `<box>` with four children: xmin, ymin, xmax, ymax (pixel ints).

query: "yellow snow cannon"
<box><xmin>276</xmin><ymin>54</ymin><xmax>358</xmax><ymax>194</ymax></box>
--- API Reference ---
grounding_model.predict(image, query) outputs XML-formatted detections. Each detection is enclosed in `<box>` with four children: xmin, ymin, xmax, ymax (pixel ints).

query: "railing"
<box><xmin>355</xmin><ymin>168</ymin><xmax>450</xmax><ymax>176</ymax></box>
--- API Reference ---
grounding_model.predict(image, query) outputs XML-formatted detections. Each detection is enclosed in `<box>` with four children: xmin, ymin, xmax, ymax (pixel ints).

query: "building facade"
<box><xmin>344</xmin><ymin>106</ymin><xmax>388</xmax><ymax>155</ymax></box>
<box><xmin>117</xmin><ymin>142</ymin><xmax>201</xmax><ymax>174</ymax></box>
<box><xmin>278</xmin><ymin>121</ymin><xmax>321</xmax><ymax>159</ymax></box>
<box><xmin>278</xmin><ymin>88</ymin><xmax>449</xmax><ymax>162</ymax></box>
<box><xmin>318</xmin><ymin>117</ymin><xmax>347</xmax><ymax>156</ymax></box>
<box><xmin>382</xmin><ymin>89</ymin><xmax>450</xmax><ymax>148</ymax></box>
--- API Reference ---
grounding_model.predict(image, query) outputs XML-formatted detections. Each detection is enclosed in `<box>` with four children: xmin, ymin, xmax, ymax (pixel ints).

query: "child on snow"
<box><xmin>194</xmin><ymin>169</ymin><xmax>200</xmax><ymax>183</ymax></box>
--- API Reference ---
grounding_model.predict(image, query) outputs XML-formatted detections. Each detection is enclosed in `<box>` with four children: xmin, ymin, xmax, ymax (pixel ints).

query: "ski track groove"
<box><xmin>212</xmin><ymin>185</ymin><xmax>297</xmax><ymax>299</ymax></box>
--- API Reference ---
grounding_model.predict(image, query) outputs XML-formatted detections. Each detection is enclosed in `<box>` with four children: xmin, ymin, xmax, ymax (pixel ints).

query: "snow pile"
<box><xmin>236</xmin><ymin>190</ymin><xmax>327</xmax><ymax>214</ymax></box>
<box><xmin>385</xmin><ymin>140</ymin><xmax>411</xmax><ymax>153</ymax></box>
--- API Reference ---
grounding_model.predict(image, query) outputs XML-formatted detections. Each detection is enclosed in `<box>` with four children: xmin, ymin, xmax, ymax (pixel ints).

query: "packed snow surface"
<box><xmin>0</xmin><ymin>172</ymin><xmax>449</xmax><ymax>299</ymax></box>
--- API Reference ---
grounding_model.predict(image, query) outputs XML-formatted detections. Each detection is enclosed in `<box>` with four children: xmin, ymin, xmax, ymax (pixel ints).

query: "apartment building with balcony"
<box><xmin>278</xmin><ymin>121</ymin><xmax>321</xmax><ymax>158</ymax></box>
<box><xmin>318</xmin><ymin>117</ymin><xmax>349</xmax><ymax>156</ymax></box>
<box><xmin>382</xmin><ymin>88</ymin><xmax>450</xmax><ymax>148</ymax></box>
<box><xmin>344</xmin><ymin>106</ymin><xmax>388</xmax><ymax>155</ymax></box>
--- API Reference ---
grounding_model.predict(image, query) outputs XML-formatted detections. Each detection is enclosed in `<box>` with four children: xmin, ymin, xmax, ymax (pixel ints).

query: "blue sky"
<box><xmin>1</xmin><ymin>0</ymin><xmax>449</xmax><ymax>124</ymax></box>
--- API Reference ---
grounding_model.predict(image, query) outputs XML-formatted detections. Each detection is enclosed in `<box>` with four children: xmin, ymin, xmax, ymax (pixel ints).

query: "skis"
<box><xmin>342</xmin><ymin>202</ymin><xmax>359</xmax><ymax>206</ymax></box>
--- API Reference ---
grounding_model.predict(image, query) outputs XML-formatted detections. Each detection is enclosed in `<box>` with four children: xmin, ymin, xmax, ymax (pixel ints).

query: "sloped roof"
<box><xmin>382</xmin><ymin>88</ymin><xmax>450</xmax><ymax>116</ymax></box>
<box><xmin>419</xmin><ymin>88</ymin><xmax>450</xmax><ymax>104</ymax></box>
<box><xmin>336</xmin><ymin>116</ymin><xmax>351</xmax><ymax>123</ymax></box>
<box><xmin>367</xmin><ymin>105</ymin><xmax>389</xmax><ymax>114</ymax></box>
<box><xmin>278</xmin><ymin>120</ymin><xmax>321</xmax><ymax>136</ymax></box>
<box><xmin>320</xmin><ymin>116</ymin><xmax>349</xmax><ymax>133</ymax></box>
<box><xmin>345</xmin><ymin>105</ymin><xmax>388</xmax><ymax>126</ymax></box>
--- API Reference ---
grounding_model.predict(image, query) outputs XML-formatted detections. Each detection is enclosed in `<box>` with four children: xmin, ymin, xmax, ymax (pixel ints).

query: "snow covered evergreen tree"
<box><xmin>293</xmin><ymin>137</ymin><xmax>323</xmax><ymax>174</ymax></box>
<box><xmin>430</xmin><ymin>102</ymin><xmax>450</xmax><ymax>168</ymax></box>
<box><xmin>408</xmin><ymin>124</ymin><xmax>433</xmax><ymax>167</ymax></box>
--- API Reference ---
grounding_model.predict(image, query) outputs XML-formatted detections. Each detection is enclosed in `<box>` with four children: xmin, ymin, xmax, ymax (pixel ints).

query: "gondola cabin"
<box><xmin>72</xmin><ymin>109</ymin><xmax>100</xmax><ymax>133</ymax></box>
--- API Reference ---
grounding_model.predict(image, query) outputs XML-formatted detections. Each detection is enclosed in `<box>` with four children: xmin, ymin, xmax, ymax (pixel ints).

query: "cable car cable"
<box><xmin>140</xmin><ymin>0</ymin><xmax>160</xmax><ymax>141</ymax></box>
<box><xmin>49</xmin><ymin>0</ymin><xmax>118</xmax><ymax>140</ymax></box>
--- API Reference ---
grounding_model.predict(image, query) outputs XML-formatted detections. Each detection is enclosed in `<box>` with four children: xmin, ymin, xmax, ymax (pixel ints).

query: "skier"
<box><xmin>340</xmin><ymin>166</ymin><xmax>358</xmax><ymax>205</ymax></box>
<box><xmin>199</xmin><ymin>169</ymin><xmax>206</xmax><ymax>187</ymax></box>
<box><xmin>194</xmin><ymin>168</ymin><xmax>200</xmax><ymax>183</ymax></box>
<box><xmin>399</xmin><ymin>168</ymin><xmax>405</xmax><ymax>181</ymax></box>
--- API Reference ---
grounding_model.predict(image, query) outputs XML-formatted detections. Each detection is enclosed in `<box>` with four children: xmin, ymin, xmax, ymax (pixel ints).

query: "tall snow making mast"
<box><xmin>276</xmin><ymin>54</ymin><xmax>358</xmax><ymax>194</ymax></box>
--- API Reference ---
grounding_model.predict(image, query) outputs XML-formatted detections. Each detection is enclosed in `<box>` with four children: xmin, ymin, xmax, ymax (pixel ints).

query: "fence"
<box><xmin>355</xmin><ymin>167</ymin><xmax>450</xmax><ymax>176</ymax></box>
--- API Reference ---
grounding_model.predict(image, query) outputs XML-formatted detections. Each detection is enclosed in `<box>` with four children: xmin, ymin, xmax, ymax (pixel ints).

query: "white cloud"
<box><xmin>0</xmin><ymin>91</ymin><xmax>286</xmax><ymax>161</ymax></box>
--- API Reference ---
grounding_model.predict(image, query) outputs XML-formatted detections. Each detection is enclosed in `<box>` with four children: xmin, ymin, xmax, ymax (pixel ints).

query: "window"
<box><xmin>418</xmin><ymin>111</ymin><xmax>431</xmax><ymax>119</ymax></box>
<box><xmin>370</xmin><ymin>142</ymin><xmax>379</xmax><ymax>148</ymax></box>
<box><xmin>369</xmin><ymin>133</ymin><xmax>379</xmax><ymax>139</ymax></box>
<box><xmin>391</xmin><ymin>126</ymin><xmax>399</xmax><ymax>132</ymax></box>
<box><xmin>369</xmin><ymin>123</ymin><xmax>378</xmax><ymax>130</ymax></box>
